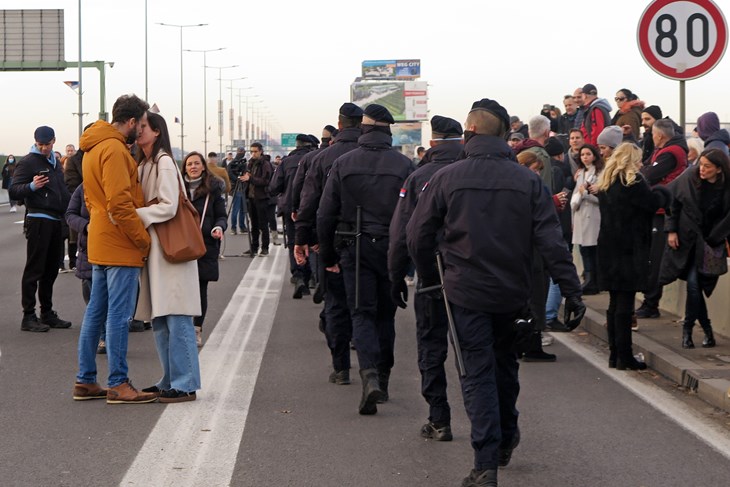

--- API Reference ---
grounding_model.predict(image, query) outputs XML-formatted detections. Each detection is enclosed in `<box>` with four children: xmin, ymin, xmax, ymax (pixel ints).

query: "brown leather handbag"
<box><xmin>148</xmin><ymin>155</ymin><xmax>206</xmax><ymax>263</ymax></box>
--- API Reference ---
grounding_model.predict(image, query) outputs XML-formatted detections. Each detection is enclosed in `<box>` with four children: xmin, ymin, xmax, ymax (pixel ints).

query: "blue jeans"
<box><xmin>545</xmin><ymin>278</ymin><xmax>562</xmax><ymax>321</ymax></box>
<box><xmin>684</xmin><ymin>264</ymin><xmax>709</xmax><ymax>327</ymax></box>
<box><xmin>76</xmin><ymin>265</ymin><xmax>140</xmax><ymax>387</ymax></box>
<box><xmin>230</xmin><ymin>192</ymin><xmax>247</xmax><ymax>231</ymax></box>
<box><xmin>152</xmin><ymin>315</ymin><xmax>201</xmax><ymax>393</ymax></box>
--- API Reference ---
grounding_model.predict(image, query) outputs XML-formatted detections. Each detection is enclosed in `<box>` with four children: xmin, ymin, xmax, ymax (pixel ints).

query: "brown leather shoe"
<box><xmin>73</xmin><ymin>382</ymin><xmax>107</xmax><ymax>401</ymax></box>
<box><xmin>106</xmin><ymin>380</ymin><xmax>158</xmax><ymax>404</ymax></box>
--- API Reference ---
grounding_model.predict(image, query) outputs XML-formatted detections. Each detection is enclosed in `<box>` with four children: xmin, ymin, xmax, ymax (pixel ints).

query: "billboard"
<box><xmin>0</xmin><ymin>9</ymin><xmax>65</xmax><ymax>70</ymax></box>
<box><xmin>350</xmin><ymin>81</ymin><xmax>428</xmax><ymax>122</ymax></box>
<box><xmin>391</xmin><ymin>123</ymin><xmax>422</xmax><ymax>147</ymax></box>
<box><xmin>362</xmin><ymin>59</ymin><xmax>421</xmax><ymax>80</ymax></box>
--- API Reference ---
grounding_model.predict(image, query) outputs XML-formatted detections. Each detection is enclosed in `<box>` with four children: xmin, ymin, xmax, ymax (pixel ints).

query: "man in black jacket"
<box><xmin>9</xmin><ymin>126</ymin><xmax>72</xmax><ymax>332</ymax></box>
<box><xmin>242</xmin><ymin>142</ymin><xmax>272</xmax><ymax>256</ymax></box>
<box><xmin>407</xmin><ymin>99</ymin><xmax>585</xmax><ymax>487</ymax></box>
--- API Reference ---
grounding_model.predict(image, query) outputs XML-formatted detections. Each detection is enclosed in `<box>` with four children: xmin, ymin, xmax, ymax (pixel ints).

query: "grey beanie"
<box><xmin>597</xmin><ymin>126</ymin><xmax>623</xmax><ymax>148</ymax></box>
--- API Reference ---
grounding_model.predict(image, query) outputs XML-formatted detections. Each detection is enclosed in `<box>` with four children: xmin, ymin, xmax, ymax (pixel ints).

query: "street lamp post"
<box><xmin>157</xmin><ymin>22</ymin><xmax>206</xmax><ymax>156</ymax></box>
<box><xmin>229</xmin><ymin>87</ymin><xmax>253</xmax><ymax>143</ymax></box>
<box><xmin>184</xmin><ymin>47</ymin><xmax>225</xmax><ymax>156</ymax></box>
<box><xmin>245</xmin><ymin>97</ymin><xmax>262</xmax><ymax>146</ymax></box>
<box><xmin>206</xmin><ymin>65</ymin><xmax>238</xmax><ymax>154</ymax></box>
<box><xmin>221</xmin><ymin>77</ymin><xmax>246</xmax><ymax>148</ymax></box>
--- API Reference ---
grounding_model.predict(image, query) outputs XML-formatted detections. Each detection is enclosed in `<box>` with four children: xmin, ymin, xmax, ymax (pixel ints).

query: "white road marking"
<box><xmin>551</xmin><ymin>332</ymin><xmax>730</xmax><ymax>461</ymax></box>
<box><xmin>120</xmin><ymin>246</ymin><xmax>287</xmax><ymax>487</ymax></box>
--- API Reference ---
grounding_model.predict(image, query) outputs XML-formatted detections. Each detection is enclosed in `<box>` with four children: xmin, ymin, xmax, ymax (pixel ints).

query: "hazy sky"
<box><xmin>1</xmin><ymin>0</ymin><xmax>729</xmax><ymax>156</ymax></box>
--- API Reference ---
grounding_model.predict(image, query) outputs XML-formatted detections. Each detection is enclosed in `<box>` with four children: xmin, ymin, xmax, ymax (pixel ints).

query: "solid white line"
<box><xmin>120</xmin><ymin>246</ymin><xmax>287</xmax><ymax>487</ymax></box>
<box><xmin>550</xmin><ymin>332</ymin><xmax>730</xmax><ymax>461</ymax></box>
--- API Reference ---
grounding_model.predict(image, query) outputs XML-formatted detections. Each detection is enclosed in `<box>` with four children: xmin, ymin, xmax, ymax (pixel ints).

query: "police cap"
<box><xmin>469</xmin><ymin>98</ymin><xmax>511</xmax><ymax>132</ymax></box>
<box><xmin>308</xmin><ymin>134</ymin><xmax>320</xmax><ymax>146</ymax></box>
<box><xmin>339</xmin><ymin>102</ymin><xmax>363</xmax><ymax>118</ymax></box>
<box><xmin>295</xmin><ymin>134</ymin><xmax>310</xmax><ymax>144</ymax></box>
<box><xmin>363</xmin><ymin>104</ymin><xmax>395</xmax><ymax>125</ymax></box>
<box><xmin>430</xmin><ymin>115</ymin><xmax>463</xmax><ymax>137</ymax></box>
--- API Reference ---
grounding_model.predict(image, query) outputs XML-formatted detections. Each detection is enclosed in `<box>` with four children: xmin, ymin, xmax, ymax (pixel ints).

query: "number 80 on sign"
<box><xmin>637</xmin><ymin>0</ymin><xmax>728</xmax><ymax>80</ymax></box>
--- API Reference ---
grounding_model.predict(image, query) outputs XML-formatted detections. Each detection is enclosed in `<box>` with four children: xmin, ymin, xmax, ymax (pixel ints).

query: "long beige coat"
<box><xmin>135</xmin><ymin>151</ymin><xmax>201</xmax><ymax>321</ymax></box>
<box><xmin>570</xmin><ymin>166</ymin><xmax>601</xmax><ymax>246</ymax></box>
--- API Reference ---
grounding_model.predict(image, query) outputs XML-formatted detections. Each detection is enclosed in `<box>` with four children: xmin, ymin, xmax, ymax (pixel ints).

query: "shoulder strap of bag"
<box><xmin>199</xmin><ymin>194</ymin><xmax>210</xmax><ymax>230</ymax></box>
<box><xmin>153</xmin><ymin>152</ymin><xmax>189</xmax><ymax>201</ymax></box>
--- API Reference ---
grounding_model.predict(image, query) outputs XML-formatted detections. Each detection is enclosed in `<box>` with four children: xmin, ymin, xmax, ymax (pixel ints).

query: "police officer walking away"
<box><xmin>407</xmin><ymin>99</ymin><xmax>585</xmax><ymax>487</ymax></box>
<box><xmin>388</xmin><ymin>115</ymin><xmax>464</xmax><ymax>441</ymax></box>
<box><xmin>318</xmin><ymin>104</ymin><xmax>413</xmax><ymax>415</ymax></box>
<box><xmin>10</xmin><ymin>126</ymin><xmax>72</xmax><ymax>332</ymax></box>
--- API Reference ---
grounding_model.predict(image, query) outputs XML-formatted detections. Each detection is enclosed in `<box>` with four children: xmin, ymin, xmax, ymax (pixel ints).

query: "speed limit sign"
<box><xmin>638</xmin><ymin>0</ymin><xmax>728</xmax><ymax>80</ymax></box>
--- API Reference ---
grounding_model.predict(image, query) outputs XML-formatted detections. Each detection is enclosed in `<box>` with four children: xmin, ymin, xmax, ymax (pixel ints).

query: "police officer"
<box><xmin>294</xmin><ymin>103</ymin><xmax>363</xmax><ymax>385</ymax></box>
<box><xmin>388</xmin><ymin>115</ymin><xmax>463</xmax><ymax>441</ymax></box>
<box><xmin>318</xmin><ymin>104</ymin><xmax>413</xmax><ymax>415</ymax></box>
<box><xmin>270</xmin><ymin>134</ymin><xmax>315</xmax><ymax>296</ymax></box>
<box><xmin>407</xmin><ymin>99</ymin><xmax>585</xmax><ymax>487</ymax></box>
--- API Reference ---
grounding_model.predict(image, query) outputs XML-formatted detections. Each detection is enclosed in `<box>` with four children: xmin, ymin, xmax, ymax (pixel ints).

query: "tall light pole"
<box><xmin>144</xmin><ymin>0</ymin><xmax>148</xmax><ymax>101</ymax></box>
<box><xmin>229</xmin><ymin>87</ymin><xmax>253</xmax><ymax>143</ymax></box>
<box><xmin>77</xmin><ymin>0</ymin><xmax>83</xmax><ymax>138</ymax></box>
<box><xmin>157</xmin><ymin>22</ymin><xmax>206</xmax><ymax>156</ymax></box>
<box><xmin>184</xmin><ymin>47</ymin><xmax>225</xmax><ymax>156</ymax></box>
<box><xmin>206</xmin><ymin>65</ymin><xmax>238</xmax><ymax>154</ymax></box>
<box><xmin>245</xmin><ymin>96</ymin><xmax>262</xmax><ymax>146</ymax></box>
<box><xmin>221</xmin><ymin>77</ymin><xmax>246</xmax><ymax>148</ymax></box>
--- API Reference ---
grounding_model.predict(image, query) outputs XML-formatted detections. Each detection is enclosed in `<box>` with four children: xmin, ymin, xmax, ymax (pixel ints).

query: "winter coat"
<box><xmin>135</xmin><ymin>151</ymin><xmax>201</xmax><ymax>321</ymax></box>
<box><xmin>1</xmin><ymin>157</ymin><xmax>16</xmax><ymax>189</ymax></box>
<box><xmin>79</xmin><ymin>120</ymin><xmax>150</xmax><ymax>267</ymax></box>
<box><xmin>9</xmin><ymin>150</ymin><xmax>71</xmax><ymax>217</ymax></box>
<box><xmin>597</xmin><ymin>173</ymin><xmax>666</xmax><ymax>291</ymax></box>
<box><xmin>571</xmin><ymin>165</ymin><xmax>601</xmax><ymax>246</ymax></box>
<box><xmin>581</xmin><ymin>98</ymin><xmax>613</xmax><ymax>145</ymax></box>
<box><xmin>64</xmin><ymin>149</ymin><xmax>84</xmax><ymax>194</ymax></box>
<box><xmin>659</xmin><ymin>166</ymin><xmax>730</xmax><ymax>296</ymax></box>
<box><xmin>65</xmin><ymin>185</ymin><xmax>92</xmax><ymax>280</ymax></box>
<box><xmin>612</xmin><ymin>100</ymin><xmax>644</xmax><ymax>141</ymax></box>
<box><xmin>246</xmin><ymin>157</ymin><xmax>273</xmax><ymax>201</ymax></box>
<box><xmin>184</xmin><ymin>175</ymin><xmax>228</xmax><ymax>282</ymax></box>
<box><xmin>704</xmin><ymin>129</ymin><xmax>730</xmax><ymax>156</ymax></box>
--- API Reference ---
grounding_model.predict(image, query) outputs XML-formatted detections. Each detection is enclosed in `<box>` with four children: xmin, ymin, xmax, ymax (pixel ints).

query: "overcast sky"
<box><xmin>1</xmin><ymin>0</ymin><xmax>729</xmax><ymax>156</ymax></box>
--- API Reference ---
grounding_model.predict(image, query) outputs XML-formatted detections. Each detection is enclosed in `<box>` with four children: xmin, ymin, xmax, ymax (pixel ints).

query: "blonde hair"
<box><xmin>596</xmin><ymin>142</ymin><xmax>642</xmax><ymax>191</ymax></box>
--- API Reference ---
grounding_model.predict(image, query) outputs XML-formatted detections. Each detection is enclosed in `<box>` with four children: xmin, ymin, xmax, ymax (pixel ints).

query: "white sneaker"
<box><xmin>541</xmin><ymin>335</ymin><xmax>554</xmax><ymax>347</ymax></box>
<box><xmin>405</xmin><ymin>277</ymin><xmax>415</xmax><ymax>286</ymax></box>
<box><xmin>9</xmin><ymin>205</ymin><xmax>17</xmax><ymax>213</ymax></box>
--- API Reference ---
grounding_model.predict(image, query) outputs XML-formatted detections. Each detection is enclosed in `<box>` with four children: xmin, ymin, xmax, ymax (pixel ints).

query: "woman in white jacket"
<box><xmin>135</xmin><ymin>111</ymin><xmax>201</xmax><ymax>403</ymax></box>
<box><xmin>571</xmin><ymin>144</ymin><xmax>604</xmax><ymax>295</ymax></box>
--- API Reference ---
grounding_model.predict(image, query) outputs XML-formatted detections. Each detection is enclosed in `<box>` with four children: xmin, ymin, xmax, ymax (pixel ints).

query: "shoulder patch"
<box><xmin>399</xmin><ymin>187</ymin><xmax>407</xmax><ymax>198</ymax></box>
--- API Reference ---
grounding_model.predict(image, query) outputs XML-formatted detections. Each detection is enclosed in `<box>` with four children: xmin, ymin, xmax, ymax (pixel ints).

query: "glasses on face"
<box><xmin>614</xmin><ymin>96</ymin><xmax>627</xmax><ymax>102</ymax></box>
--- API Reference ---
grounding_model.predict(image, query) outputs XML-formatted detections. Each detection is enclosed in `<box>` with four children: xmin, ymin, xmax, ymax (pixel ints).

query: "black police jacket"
<box><xmin>406</xmin><ymin>135</ymin><xmax>581</xmax><ymax>314</ymax></box>
<box><xmin>269</xmin><ymin>147</ymin><xmax>311</xmax><ymax>214</ymax></box>
<box><xmin>388</xmin><ymin>141</ymin><xmax>463</xmax><ymax>283</ymax></box>
<box><xmin>9</xmin><ymin>151</ymin><xmax>71</xmax><ymax>217</ymax></box>
<box><xmin>317</xmin><ymin>129</ymin><xmax>413</xmax><ymax>267</ymax></box>
<box><xmin>290</xmin><ymin>146</ymin><xmax>327</xmax><ymax>214</ymax></box>
<box><xmin>295</xmin><ymin>127</ymin><xmax>361</xmax><ymax>246</ymax></box>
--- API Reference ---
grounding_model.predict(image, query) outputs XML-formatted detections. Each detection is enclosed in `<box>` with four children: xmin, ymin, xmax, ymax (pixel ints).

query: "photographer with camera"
<box><xmin>227</xmin><ymin>147</ymin><xmax>248</xmax><ymax>235</ymax></box>
<box><xmin>10</xmin><ymin>125</ymin><xmax>73</xmax><ymax>332</ymax></box>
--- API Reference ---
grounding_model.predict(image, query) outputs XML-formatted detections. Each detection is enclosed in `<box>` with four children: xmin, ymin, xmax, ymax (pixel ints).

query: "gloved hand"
<box><xmin>390</xmin><ymin>279</ymin><xmax>408</xmax><ymax>309</ymax></box>
<box><xmin>652</xmin><ymin>185</ymin><xmax>672</xmax><ymax>211</ymax></box>
<box><xmin>563</xmin><ymin>295</ymin><xmax>586</xmax><ymax>331</ymax></box>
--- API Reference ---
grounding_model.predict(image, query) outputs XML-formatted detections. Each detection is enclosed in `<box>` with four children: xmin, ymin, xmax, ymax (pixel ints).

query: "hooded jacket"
<box><xmin>612</xmin><ymin>99</ymin><xmax>644</xmax><ymax>140</ymax></box>
<box><xmin>704</xmin><ymin>129</ymin><xmax>730</xmax><ymax>155</ymax></box>
<box><xmin>581</xmin><ymin>97</ymin><xmax>613</xmax><ymax>145</ymax></box>
<box><xmin>9</xmin><ymin>149</ymin><xmax>71</xmax><ymax>217</ymax></box>
<box><xmin>79</xmin><ymin>120</ymin><xmax>150</xmax><ymax>267</ymax></box>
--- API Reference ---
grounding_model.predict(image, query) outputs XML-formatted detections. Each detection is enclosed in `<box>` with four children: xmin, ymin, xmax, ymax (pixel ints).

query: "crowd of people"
<box><xmin>5</xmin><ymin>83</ymin><xmax>730</xmax><ymax>486</ymax></box>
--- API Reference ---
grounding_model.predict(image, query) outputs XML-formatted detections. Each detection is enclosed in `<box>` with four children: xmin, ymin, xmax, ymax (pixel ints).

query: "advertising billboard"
<box><xmin>391</xmin><ymin>123</ymin><xmax>422</xmax><ymax>147</ymax></box>
<box><xmin>350</xmin><ymin>81</ymin><xmax>428</xmax><ymax>122</ymax></box>
<box><xmin>362</xmin><ymin>59</ymin><xmax>421</xmax><ymax>80</ymax></box>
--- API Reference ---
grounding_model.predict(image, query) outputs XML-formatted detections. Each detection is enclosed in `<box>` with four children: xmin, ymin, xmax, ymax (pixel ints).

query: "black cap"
<box><xmin>363</xmin><ymin>104</ymin><xmax>395</xmax><ymax>124</ymax></box>
<box><xmin>339</xmin><ymin>102</ymin><xmax>364</xmax><ymax>118</ymax></box>
<box><xmin>544</xmin><ymin>136</ymin><xmax>565</xmax><ymax>157</ymax></box>
<box><xmin>469</xmin><ymin>98</ymin><xmax>510</xmax><ymax>132</ymax></box>
<box><xmin>34</xmin><ymin>126</ymin><xmax>55</xmax><ymax>144</ymax></box>
<box><xmin>642</xmin><ymin>105</ymin><xmax>663</xmax><ymax>121</ymax></box>
<box><xmin>430</xmin><ymin>115</ymin><xmax>463</xmax><ymax>137</ymax></box>
<box><xmin>295</xmin><ymin>134</ymin><xmax>310</xmax><ymax>143</ymax></box>
<box><xmin>582</xmin><ymin>83</ymin><xmax>598</xmax><ymax>95</ymax></box>
<box><xmin>308</xmin><ymin>134</ymin><xmax>320</xmax><ymax>146</ymax></box>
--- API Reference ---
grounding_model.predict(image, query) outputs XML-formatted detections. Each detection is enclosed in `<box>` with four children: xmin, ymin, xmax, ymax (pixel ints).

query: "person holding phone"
<box><xmin>9</xmin><ymin>126</ymin><xmax>72</xmax><ymax>332</ymax></box>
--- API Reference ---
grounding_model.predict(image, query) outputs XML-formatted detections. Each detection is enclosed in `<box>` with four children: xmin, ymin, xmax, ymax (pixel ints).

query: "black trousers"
<box><xmin>324</xmin><ymin>270</ymin><xmax>353</xmax><ymax>372</ymax></box>
<box><xmin>285</xmin><ymin>213</ymin><xmax>311</xmax><ymax>280</ymax></box>
<box><xmin>22</xmin><ymin>217</ymin><xmax>63</xmax><ymax>315</ymax></box>
<box><xmin>267</xmin><ymin>202</ymin><xmax>277</xmax><ymax>233</ymax></box>
<box><xmin>641</xmin><ymin>214</ymin><xmax>666</xmax><ymax>309</ymax></box>
<box><xmin>247</xmin><ymin>198</ymin><xmax>270</xmax><ymax>251</ymax></box>
<box><xmin>414</xmin><ymin>291</ymin><xmax>450</xmax><ymax>425</ymax></box>
<box><xmin>194</xmin><ymin>280</ymin><xmax>209</xmax><ymax>328</ymax></box>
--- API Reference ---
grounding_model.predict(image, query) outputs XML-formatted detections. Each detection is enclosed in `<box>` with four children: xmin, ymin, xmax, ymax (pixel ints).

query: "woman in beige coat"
<box><xmin>135</xmin><ymin>111</ymin><xmax>201</xmax><ymax>403</ymax></box>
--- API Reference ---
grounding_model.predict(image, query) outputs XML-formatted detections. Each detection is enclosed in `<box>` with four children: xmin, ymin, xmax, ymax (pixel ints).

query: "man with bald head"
<box><xmin>407</xmin><ymin>99</ymin><xmax>585</xmax><ymax>487</ymax></box>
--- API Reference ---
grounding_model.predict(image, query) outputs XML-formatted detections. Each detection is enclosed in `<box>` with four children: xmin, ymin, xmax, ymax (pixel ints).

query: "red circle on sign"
<box><xmin>637</xmin><ymin>0</ymin><xmax>728</xmax><ymax>80</ymax></box>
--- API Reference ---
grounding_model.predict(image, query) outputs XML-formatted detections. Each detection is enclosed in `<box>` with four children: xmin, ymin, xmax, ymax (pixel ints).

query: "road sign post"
<box><xmin>637</xmin><ymin>0</ymin><xmax>728</xmax><ymax>129</ymax></box>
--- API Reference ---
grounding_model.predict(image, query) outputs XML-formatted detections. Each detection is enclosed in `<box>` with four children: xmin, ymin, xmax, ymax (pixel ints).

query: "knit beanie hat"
<box><xmin>597</xmin><ymin>126</ymin><xmax>623</xmax><ymax>148</ymax></box>
<box><xmin>544</xmin><ymin>136</ymin><xmax>565</xmax><ymax>157</ymax></box>
<box><xmin>642</xmin><ymin>105</ymin><xmax>662</xmax><ymax>121</ymax></box>
<box><xmin>697</xmin><ymin>112</ymin><xmax>720</xmax><ymax>140</ymax></box>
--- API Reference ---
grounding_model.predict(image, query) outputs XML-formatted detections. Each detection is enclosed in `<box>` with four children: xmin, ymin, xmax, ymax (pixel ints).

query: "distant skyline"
<box><xmin>1</xmin><ymin>0</ymin><xmax>729</xmax><ymax>156</ymax></box>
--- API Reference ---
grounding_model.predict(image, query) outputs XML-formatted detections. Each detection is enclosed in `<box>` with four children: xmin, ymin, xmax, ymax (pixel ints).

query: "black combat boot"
<box><xmin>292</xmin><ymin>277</ymin><xmax>308</xmax><ymax>299</ymax></box>
<box><xmin>606</xmin><ymin>310</ymin><xmax>617</xmax><ymax>368</ymax></box>
<box><xmin>358</xmin><ymin>368</ymin><xmax>383</xmax><ymax>415</ymax></box>
<box><xmin>700</xmin><ymin>321</ymin><xmax>716</xmax><ymax>348</ymax></box>
<box><xmin>615</xmin><ymin>312</ymin><xmax>647</xmax><ymax>371</ymax></box>
<box><xmin>682</xmin><ymin>321</ymin><xmax>695</xmax><ymax>349</ymax></box>
<box><xmin>521</xmin><ymin>331</ymin><xmax>556</xmax><ymax>362</ymax></box>
<box><xmin>461</xmin><ymin>468</ymin><xmax>498</xmax><ymax>487</ymax></box>
<box><xmin>377</xmin><ymin>368</ymin><xmax>390</xmax><ymax>403</ymax></box>
<box><xmin>581</xmin><ymin>271</ymin><xmax>599</xmax><ymax>296</ymax></box>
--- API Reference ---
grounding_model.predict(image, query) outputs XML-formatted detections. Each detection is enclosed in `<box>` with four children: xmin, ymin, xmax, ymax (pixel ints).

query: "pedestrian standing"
<box><xmin>136</xmin><ymin>111</ymin><xmax>201</xmax><ymax>403</ymax></box>
<box><xmin>243</xmin><ymin>142</ymin><xmax>273</xmax><ymax>257</ymax></box>
<box><xmin>9</xmin><ymin>126</ymin><xmax>72</xmax><ymax>332</ymax></box>
<box><xmin>2</xmin><ymin>154</ymin><xmax>19</xmax><ymax>212</ymax></box>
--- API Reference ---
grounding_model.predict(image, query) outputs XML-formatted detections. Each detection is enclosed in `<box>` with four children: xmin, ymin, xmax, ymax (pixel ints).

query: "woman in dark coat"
<box><xmin>2</xmin><ymin>154</ymin><xmax>19</xmax><ymax>212</ymax></box>
<box><xmin>597</xmin><ymin>143</ymin><xmax>671</xmax><ymax>370</ymax></box>
<box><xmin>659</xmin><ymin>149</ymin><xmax>730</xmax><ymax>349</ymax></box>
<box><xmin>183</xmin><ymin>151</ymin><xmax>228</xmax><ymax>347</ymax></box>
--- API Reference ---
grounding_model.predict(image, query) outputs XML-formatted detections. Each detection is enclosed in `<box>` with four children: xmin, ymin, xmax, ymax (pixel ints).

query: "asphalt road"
<box><xmin>1</xmin><ymin>206</ymin><xmax>729</xmax><ymax>487</ymax></box>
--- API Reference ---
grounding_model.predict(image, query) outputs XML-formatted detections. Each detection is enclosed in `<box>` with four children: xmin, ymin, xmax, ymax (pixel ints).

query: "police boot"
<box><xmin>521</xmin><ymin>331</ymin><xmax>556</xmax><ymax>362</ymax></box>
<box><xmin>292</xmin><ymin>276</ymin><xmax>308</xmax><ymax>299</ymax></box>
<box><xmin>682</xmin><ymin>321</ymin><xmax>695</xmax><ymax>349</ymax></box>
<box><xmin>581</xmin><ymin>271</ymin><xmax>599</xmax><ymax>296</ymax></box>
<box><xmin>358</xmin><ymin>368</ymin><xmax>384</xmax><ymax>415</ymax></box>
<box><xmin>606</xmin><ymin>310</ymin><xmax>617</xmax><ymax>368</ymax></box>
<box><xmin>700</xmin><ymin>321</ymin><xmax>716</xmax><ymax>348</ymax></box>
<box><xmin>615</xmin><ymin>312</ymin><xmax>647</xmax><ymax>371</ymax></box>
<box><xmin>377</xmin><ymin>368</ymin><xmax>390</xmax><ymax>403</ymax></box>
<box><xmin>461</xmin><ymin>468</ymin><xmax>497</xmax><ymax>487</ymax></box>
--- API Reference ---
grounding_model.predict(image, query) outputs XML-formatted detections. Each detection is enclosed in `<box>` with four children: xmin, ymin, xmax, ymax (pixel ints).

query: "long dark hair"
<box><xmin>136</xmin><ymin>111</ymin><xmax>173</xmax><ymax>163</ymax></box>
<box><xmin>695</xmin><ymin>148</ymin><xmax>730</xmax><ymax>189</ymax></box>
<box><xmin>577</xmin><ymin>143</ymin><xmax>604</xmax><ymax>172</ymax></box>
<box><xmin>183</xmin><ymin>151</ymin><xmax>215</xmax><ymax>198</ymax></box>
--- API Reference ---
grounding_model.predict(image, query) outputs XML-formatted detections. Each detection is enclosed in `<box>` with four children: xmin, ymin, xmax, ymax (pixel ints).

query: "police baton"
<box><xmin>335</xmin><ymin>206</ymin><xmax>362</xmax><ymax>310</ymax></box>
<box><xmin>417</xmin><ymin>252</ymin><xmax>466</xmax><ymax>378</ymax></box>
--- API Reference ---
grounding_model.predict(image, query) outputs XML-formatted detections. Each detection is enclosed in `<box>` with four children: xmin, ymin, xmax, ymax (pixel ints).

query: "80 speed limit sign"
<box><xmin>638</xmin><ymin>0</ymin><xmax>728</xmax><ymax>80</ymax></box>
